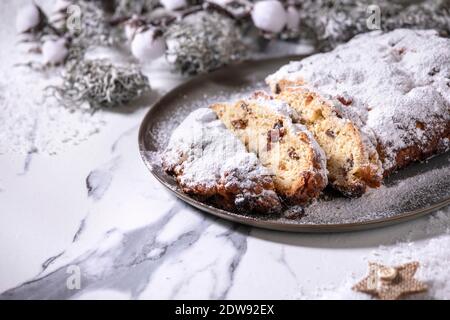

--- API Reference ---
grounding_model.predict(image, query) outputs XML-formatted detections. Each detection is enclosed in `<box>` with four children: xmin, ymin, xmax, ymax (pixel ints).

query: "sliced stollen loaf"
<box><xmin>267</xmin><ymin>29</ymin><xmax>450</xmax><ymax>194</ymax></box>
<box><xmin>210</xmin><ymin>92</ymin><xmax>328</xmax><ymax>204</ymax></box>
<box><xmin>274</xmin><ymin>87</ymin><xmax>382</xmax><ymax>197</ymax></box>
<box><xmin>162</xmin><ymin>108</ymin><xmax>282</xmax><ymax>214</ymax></box>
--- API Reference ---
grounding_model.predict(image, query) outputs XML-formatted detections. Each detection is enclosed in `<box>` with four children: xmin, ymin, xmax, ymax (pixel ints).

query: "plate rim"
<box><xmin>138</xmin><ymin>56</ymin><xmax>450</xmax><ymax>233</ymax></box>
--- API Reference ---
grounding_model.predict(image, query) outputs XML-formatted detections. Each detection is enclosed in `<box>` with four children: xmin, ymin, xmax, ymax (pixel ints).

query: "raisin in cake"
<box><xmin>211</xmin><ymin>92</ymin><xmax>328</xmax><ymax>204</ymax></box>
<box><xmin>267</xmin><ymin>29</ymin><xmax>450</xmax><ymax>189</ymax></box>
<box><xmin>162</xmin><ymin>108</ymin><xmax>282</xmax><ymax>214</ymax></box>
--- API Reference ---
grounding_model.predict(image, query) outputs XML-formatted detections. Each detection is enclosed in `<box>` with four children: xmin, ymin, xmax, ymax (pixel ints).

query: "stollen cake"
<box><xmin>267</xmin><ymin>29</ymin><xmax>450</xmax><ymax>193</ymax></box>
<box><xmin>274</xmin><ymin>87</ymin><xmax>382</xmax><ymax>197</ymax></box>
<box><xmin>162</xmin><ymin>108</ymin><xmax>282</xmax><ymax>214</ymax></box>
<box><xmin>211</xmin><ymin>92</ymin><xmax>328</xmax><ymax>204</ymax></box>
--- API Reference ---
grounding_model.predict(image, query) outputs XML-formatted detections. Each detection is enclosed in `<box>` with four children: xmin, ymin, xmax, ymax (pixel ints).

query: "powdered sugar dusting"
<box><xmin>0</xmin><ymin>1</ymin><xmax>107</xmax><ymax>156</ymax></box>
<box><xmin>161</xmin><ymin>108</ymin><xmax>281</xmax><ymax>212</ymax></box>
<box><xmin>143</xmin><ymin>57</ymin><xmax>449</xmax><ymax>226</ymax></box>
<box><xmin>253</xmin><ymin>95</ymin><xmax>300</xmax><ymax>122</ymax></box>
<box><xmin>297</xmin><ymin>154</ymin><xmax>450</xmax><ymax>225</ymax></box>
<box><xmin>267</xmin><ymin>29</ymin><xmax>450</xmax><ymax>172</ymax></box>
<box><xmin>294</xmin><ymin>209</ymin><xmax>450</xmax><ymax>300</ymax></box>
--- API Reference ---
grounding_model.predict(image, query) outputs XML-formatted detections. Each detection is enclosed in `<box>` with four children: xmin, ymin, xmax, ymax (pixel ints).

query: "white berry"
<box><xmin>160</xmin><ymin>0</ymin><xmax>187</xmax><ymax>11</ymax></box>
<box><xmin>286</xmin><ymin>6</ymin><xmax>300</xmax><ymax>31</ymax></box>
<box><xmin>207</xmin><ymin>0</ymin><xmax>233</xmax><ymax>6</ymax></box>
<box><xmin>16</xmin><ymin>4</ymin><xmax>41</xmax><ymax>33</ymax></box>
<box><xmin>131</xmin><ymin>29</ymin><xmax>166</xmax><ymax>62</ymax></box>
<box><xmin>42</xmin><ymin>38</ymin><xmax>68</xmax><ymax>65</ymax></box>
<box><xmin>251</xmin><ymin>0</ymin><xmax>287</xmax><ymax>33</ymax></box>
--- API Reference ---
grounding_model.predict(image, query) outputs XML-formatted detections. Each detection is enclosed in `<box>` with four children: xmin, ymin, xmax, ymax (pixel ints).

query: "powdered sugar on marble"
<box><xmin>294</xmin><ymin>209</ymin><xmax>450</xmax><ymax>300</ymax></box>
<box><xmin>0</xmin><ymin>1</ymin><xmax>107</xmax><ymax>156</ymax></box>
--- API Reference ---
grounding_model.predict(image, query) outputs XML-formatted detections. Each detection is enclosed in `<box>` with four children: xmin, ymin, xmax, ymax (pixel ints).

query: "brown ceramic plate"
<box><xmin>138</xmin><ymin>56</ymin><xmax>450</xmax><ymax>232</ymax></box>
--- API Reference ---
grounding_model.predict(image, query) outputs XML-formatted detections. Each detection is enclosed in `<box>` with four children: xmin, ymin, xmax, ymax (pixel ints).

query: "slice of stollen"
<box><xmin>162</xmin><ymin>108</ymin><xmax>282</xmax><ymax>214</ymax></box>
<box><xmin>275</xmin><ymin>87</ymin><xmax>382</xmax><ymax>197</ymax></box>
<box><xmin>211</xmin><ymin>92</ymin><xmax>328</xmax><ymax>204</ymax></box>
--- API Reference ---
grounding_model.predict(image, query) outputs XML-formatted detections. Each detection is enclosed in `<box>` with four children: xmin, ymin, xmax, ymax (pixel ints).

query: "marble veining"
<box><xmin>0</xmin><ymin>199</ymin><xmax>250</xmax><ymax>300</ymax></box>
<box><xmin>1</xmin><ymin>116</ymin><xmax>450</xmax><ymax>299</ymax></box>
<box><xmin>1</xmin><ymin>0</ymin><xmax>450</xmax><ymax>300</ymax></box>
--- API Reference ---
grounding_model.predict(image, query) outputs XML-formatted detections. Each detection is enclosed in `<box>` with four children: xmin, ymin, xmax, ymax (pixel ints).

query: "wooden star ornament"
<box><xmin>352</xmin><ymin>261</ymin><xmax>428</xmax><ymax>300</ymax></box>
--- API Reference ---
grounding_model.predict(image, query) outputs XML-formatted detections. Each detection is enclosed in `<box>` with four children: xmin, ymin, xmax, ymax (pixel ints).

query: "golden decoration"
<box><xmin>353</xmin><ymin>261</ymin><xmax>428</xmax><ymax>300</ymax></box>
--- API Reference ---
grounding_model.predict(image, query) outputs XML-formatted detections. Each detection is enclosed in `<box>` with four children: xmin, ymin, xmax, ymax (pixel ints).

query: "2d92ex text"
<box><xmin>175</xmin><ymin>304</ymin><xmax>275</xmax><ymax>317</ymax></box>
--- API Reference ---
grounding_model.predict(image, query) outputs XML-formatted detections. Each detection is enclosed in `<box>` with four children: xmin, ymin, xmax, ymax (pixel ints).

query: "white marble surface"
<box><xmin>1</xmin><ymin>0</ymin><xmax>450</xmax><ymax>300</ymax></box>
